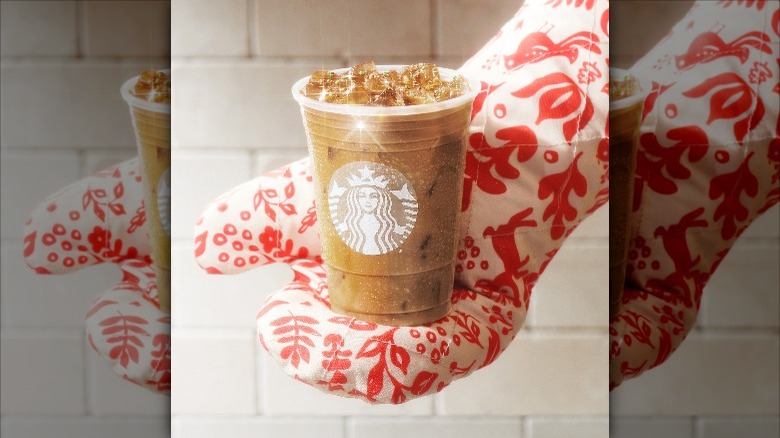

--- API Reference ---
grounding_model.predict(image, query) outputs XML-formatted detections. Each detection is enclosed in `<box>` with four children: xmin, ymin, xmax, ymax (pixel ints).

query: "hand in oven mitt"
<box><xmin>610</xmin><ymin>0</ymin><xmax>779</xmax><ymax>389</ymax></box>
<box><xmin>23</xmin><ymin>158</ymin><xmax>171</xmax><ymax>394</ymax></box>
<box><xmin>196</xmin><ymin>0</ymin><xmax>609</xmax><ymax>404</ymax></box>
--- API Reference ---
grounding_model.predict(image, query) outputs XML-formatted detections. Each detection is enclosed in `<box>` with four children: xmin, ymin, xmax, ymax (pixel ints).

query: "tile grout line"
<box><xmin>430</xmin><ymin>0</ymin><xmax>439</xmax><ymax>59</ymax></box>
<box><xmin>254</xmin><ymin>330</ymin><xmax>264</xmax><ymax>416</ymax></box>
<box><xmin>76</xmin><ymin>0</ymin><xmax>87</xmax><ymax>58</ymax></box>
<box><xmin>247</xmin><ymin>0</ymin><xmax>258</xmax><ymax>58</ymax></box>
<box><xmin>522</xmin><ymin>415</ymin><xmax>530</xmax><ymax>438</ymax></box>
<box><xmin>344</xmin><ymin>415</ymin><xmax>353</xmax><ymax>438</ymax></box>
<box><xmin>83</xmin><ymin>330</ymin><xmax>95</xmax><ymax>417</ymax></box>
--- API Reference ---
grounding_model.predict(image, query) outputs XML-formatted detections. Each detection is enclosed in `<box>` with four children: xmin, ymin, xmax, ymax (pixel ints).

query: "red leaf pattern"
<box><xmin>709</xmin><ymin>152</ymin><xmax>760</xmax><ymax>239</ymax></box>
<box><xmin>538</xmin><ymin>152</ymin><xmax>588</xmax><ymax>239</ymax></box>
<box><xmin>24</xmin><ymin>158</ymin><xmax>170</xmax><ymax>394</ymax></box>
<box><xmin>271</xmin><ymin>313</ymin><xmax>321</xmax><ymax>368</ymax></box>
<box><xmin>512</xmin><ymin>72</ymin><xmax>595</xmax><ymax>142</ymax></box>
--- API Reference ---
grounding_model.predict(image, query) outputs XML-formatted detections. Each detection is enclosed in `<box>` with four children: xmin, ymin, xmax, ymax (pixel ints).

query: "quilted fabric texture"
<box><xmin>24</xmin><ymin>158</ymin><xmax>171</xmax><ymax>395</ymax></box>
<box><xmin>195</xmin><ymin>0</ymin><xmax>609</xmax><ymax>404</ymax></box>
<box><xmin>610</xmin><ymin>0</ymin><xmax>779</xmax><ymax>389</ymax></box>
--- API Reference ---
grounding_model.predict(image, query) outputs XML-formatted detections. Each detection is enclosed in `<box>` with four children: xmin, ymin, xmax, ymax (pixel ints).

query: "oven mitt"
<box><xmin>610</xmin><ymin>0</ymin><xmax>779</xmax><ymax>389</ymax></box>
<box><xmin>195</xmin><ymin>0</ymin><xmax>609</xmax><ymax>404</ymax></box>
<box><xmin>23</xmin><ymin>157</ymin><xmax>171</xmax><ymax>394</ymax></box>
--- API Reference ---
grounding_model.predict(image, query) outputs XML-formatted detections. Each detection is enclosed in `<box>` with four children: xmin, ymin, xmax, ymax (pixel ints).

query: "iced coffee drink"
<box><xmin>609</xmin><ymin>69</ymin><xmax>644</xmax><ymax>318</ymax></box>
<box><xmin>293</xmin><ymin>62</ymin><xmax>478</xmax><ymax>326</ymax></box>
<box><xmin>121</xmin><ymin>70</ymin><xmax>171</xmax><ymax>312</ymax></box>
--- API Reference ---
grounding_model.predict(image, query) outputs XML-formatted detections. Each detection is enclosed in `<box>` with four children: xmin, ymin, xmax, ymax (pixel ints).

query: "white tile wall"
<box><xmin>252</xmin><ymin>0</ymin><xmax>431</xmax><ymax>58</ymax></box>
<box><xmin>739</xmin><ymin>204</ymin><xmax>780</xmax><ymax>238</ymax></box>
<box><xmin>1</xmin><ymin>2</ymin><xmax>170</xmax><ymax>437</ymax></box>
<box><xmin>172</xmin><ymin>417</ymin><xmax>344</xmax><ymax>438</ymax></box>
<box><xmin>700</xmin><ymin>244</ymin><xmax>780</xmax><ymax>329</ymax></box>
<box><xmin>0</xmin><ymin>329</ymin><xmax>86</xmax><ymax>415</ymax></box>
<box><xmin>251</xmin><ymin>148</ymin><xmax>307</xmax><ymax>177</ymax></box>
<box><xmin>1</xmin><ymin>244</ymin><xmax>119</xmax><ymax>328</ymax></box>
<box><xmin>170</xmin><ymin>150</ymin><xmax>252</xmax><ymax>239</ymax></box>
<box><xmin>436</xmin><ymin>0</ymin><xmax>522</xmax><ymax>59</ymax></box>
<box><xmin>350</xmin><ymin>418</ymin><xmax>523</xmax><ymax>438</ymax></box>
<box><xmin>171</xmin><ymin>246</ymin><xmax>292</xmax><ymax>328</ymax></box>
<box><xmin>0</xmin><ymin>150</ymin><xmax>81</xmax><ymax>238</ymax></box>
<box><xmin>0</xmin><ymin>1</ymin><xmax>79</xmax><ymax>57</ymax></box>
<box><xmin>698</xmin><ymin>417</ymin><xmax>780</xmax><ymax>438</ymax></box>
<box><xmin>170</xmin><ymin>329</ymin><xmax>257</xmax><ymax>415</ymax></box>
<box><xmin>609</xmin><ymin>0</ymin><xmax>694</xmax><ymax>68</ymax></box>
<box><xmin>610</xmin><ymin>417</ymin><xmax>693</xmax><ymax>438</ymax></box>
<box><xmin>88</xmin><ymin>351</ymin><xmax>171</xmax><ymax>416</ymax></box>
<box><xmin>83</xmin><ymin>1</ymin><xmax>170</xmax><ymax>57</ymax></box>
<box><xmin>82</xmin><ymin>149</ymin><xmax>137</xmax><ymax>177</ymax></box>
<box><xmin>171</xmin><ymin>0</ymin><xmax>249</xmax><ymax>57</ymax></box>
<box><xmin>0</xmin><ymin>417</ymin><xmax>170</xmax><ymax>438</ymax></box>
<box><xmin>0</xmin><ymin>63</ymin><xmax>165</xmax><ymax>149</ymax></box>
<box><xmin>439</xmin><ymin>333</ymin><xmax>608</xmax><ymax>415</ymax></box>
<box><xmin>172</xmin><ymin>61</ymin><xmax>334</xmax><ymax>149</ymax></box>
<box><xmin>530</xmin><ymin>244</ymin><xmax>609</xmax><ymax>329</ymax></box>
<box><xmin>611</xmin><ymin>334</ymin><xmax>779</xmax><ymax>416</ymax></box>
<box><xmin>527</xmin><ymin>417</ymin><xmax>609</xmax><ymax>438</ymax></box>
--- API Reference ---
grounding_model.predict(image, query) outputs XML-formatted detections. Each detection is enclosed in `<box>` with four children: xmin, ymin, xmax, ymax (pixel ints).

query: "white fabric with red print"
<box><xmin>195</xmin><ymin>0</ymin><xmax>609</xmax><ymax>404</ymax></box>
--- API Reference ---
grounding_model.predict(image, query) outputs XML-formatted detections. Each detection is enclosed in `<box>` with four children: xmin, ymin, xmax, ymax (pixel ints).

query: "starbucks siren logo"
<box><xmin>156</xmin><ymin>167</ymin><xmax>171</xmax><ymax>236</ymax></box>
<box><xmin>328</xmin><ymin>161</ymin><xmax>417</xmax><ymax>255</ymax></box>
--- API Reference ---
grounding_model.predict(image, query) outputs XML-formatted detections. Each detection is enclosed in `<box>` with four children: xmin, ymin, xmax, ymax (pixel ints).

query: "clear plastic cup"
<box><xmin>609</xmin><ymin>68</ymin><xmax>645</xmax><ymax>318</ymax></box>
<box><xmin>121</xmin><ymin>71</ymin><xmax>171</xmax><ymax>312</ymax></box>
<box><xmin>292</xmin><ymin>66</ymin><xmax>479</xmax><ymax>326</ymax></box>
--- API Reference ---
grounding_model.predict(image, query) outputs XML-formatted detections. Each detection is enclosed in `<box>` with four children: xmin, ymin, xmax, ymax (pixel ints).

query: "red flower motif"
<box><xmin>769</xmin><ymin>139</ymin><xmax>780</xmax><ymax>162</ymax></box>
<box><xmin>682</xmin><ymin>72</ymin><xmax>765</xmax><ymax>143</ymax></box>
<box><xmin>577</xmin><ymin>61</ymin><xmax>602</xmax><ymax>84</ymax></box>
<box><xmin>597</xmin><ymin>137</ymin><xmax>609</xmax><ymax>162</ymax></box>
<box><xmin>545</xmin><ymin>0</ymin><xmax>596</xmax><ymax>10</ymax></box>
<box><xmin>259</xmin><ymin>226</ymin><xmax>280</xmax><ymax>253</ymax></box>
<box><xmin>512</xmin><ymin>72</ymin><xmax>594</xmax><ymax>143</ymax></box>
<box><xmin>748</xmin><ymin>61</ymin><xmax>772</xmax><ymax>85</ymax></box>
<box><xmin>716</xmin><ymin>0</ymin><xmax>767</xmax><ymax>10</ymax></box>
<box><xmin>87</xmin><ymin>226</ymin><xmax>111</xmax><ymax>253</ymax></box>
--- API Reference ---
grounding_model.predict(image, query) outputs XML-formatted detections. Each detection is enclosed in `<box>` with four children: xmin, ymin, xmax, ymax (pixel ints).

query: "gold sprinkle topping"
<box><xmin>301</xmin><ymin>61</ymin><xmax>469</xmax><ymax>106</ymax></box>
<box><xmin>132</xmin><ymin>70</ymin><xmax>171</xmax><ymax>104</ymax></box>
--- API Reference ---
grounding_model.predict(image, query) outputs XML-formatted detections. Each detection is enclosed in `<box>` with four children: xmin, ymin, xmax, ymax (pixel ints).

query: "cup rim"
<box><xmin>121</xmin><ymin>68</ymin><xmax>171</xmax><ymax>114</ymax></box>
<box><xmin>291</xmin><ymin>65</ymin><xmax>480</xmax><ymax>115</ymax></box>
<box><xmin>609</xmin><ymin>68</ymin><xmax>646</xmax><ymax>110</ymax></box>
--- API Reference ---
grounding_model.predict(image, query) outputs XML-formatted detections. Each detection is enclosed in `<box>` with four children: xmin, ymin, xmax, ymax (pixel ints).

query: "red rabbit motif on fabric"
<box><xmin>610</xmin><ymin>0</ymin><xmax>779</xmax><ymax>389</ymax></box>
<box><xmin>195</xmin><ymin>0</ymin><xmax>609</xmax><ymax>404</ymax></box>
<box><xmin>24</xmin><ymin>158</ymin><xmax>171</xmax><ymax>394</ymax></box>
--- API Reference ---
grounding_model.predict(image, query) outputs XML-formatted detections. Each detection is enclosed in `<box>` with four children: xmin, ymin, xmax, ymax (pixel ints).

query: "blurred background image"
<box><xmin>1</xmin><ymin>2</ymin><xmax>170</xmax><ymax>437</ymax></box>
<box><xmin>610</xmin><ymin>1</ymin><xmax>779</xmax><ymax>437</ymax></box>
<box><xmin>171</xmin><ymin>0</ymin><xmax>608</xmax><ymax>437</ymax></box>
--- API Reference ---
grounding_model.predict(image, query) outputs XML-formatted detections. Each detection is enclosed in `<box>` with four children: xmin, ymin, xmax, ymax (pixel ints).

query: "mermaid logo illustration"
<box><xmin>328</xmin><ymin>162</ymin><xmax>417</xmax><ymax>255</ymax></box>
<box><xmin>156</xmin><ymin>167</ymin><xmax>171</xmax><ymax>236</ymax></box>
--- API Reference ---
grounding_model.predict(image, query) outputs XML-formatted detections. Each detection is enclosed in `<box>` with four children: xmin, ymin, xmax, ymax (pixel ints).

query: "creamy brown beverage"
<box><xmin>293</xmin><ymin>62</ymin><xmax>478</xmax><ymax>325</ymax></box>
<box><xmin>121</xmin><ymin>70</ymin><xmax>171</xmax><ymax>312</ymax></box>
<box><xmin>609</xmin><ymin>69</ymin><xmax>644</xmax><ymax>319</ymax></box>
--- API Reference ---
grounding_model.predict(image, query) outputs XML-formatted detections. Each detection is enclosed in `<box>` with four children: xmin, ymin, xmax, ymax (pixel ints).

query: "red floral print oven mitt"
<box><xmin>24</xmin><ymin>158</ymin><xmax>171</xmax><ymax>394</ymax></box>
<box><xmin>195</xmin><ymin>0</ymin><xmax>610</xmax><ymax>404</ymax></box>
<box><xmin>610</xmin><ymin>0</ymin><xmax>779</xmax><ymax>389</ymax></box>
